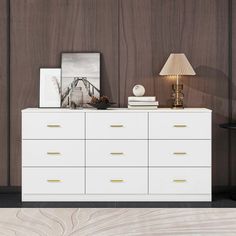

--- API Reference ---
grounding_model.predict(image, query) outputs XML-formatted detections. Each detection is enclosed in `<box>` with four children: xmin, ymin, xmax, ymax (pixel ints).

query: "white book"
<box><xmin>128</xmin><ymin>105</ymin><xmax>158</xmax><ymax>110</ymax></box>
<box><xmin>128</xmin><ymin>101</ymin><xmax>159</xmax><ymax>106</ymax></box>
<box><xmin>128</xmin><ymin>96</ymin><xmax>156</xmax><ymax>102</ymax></box>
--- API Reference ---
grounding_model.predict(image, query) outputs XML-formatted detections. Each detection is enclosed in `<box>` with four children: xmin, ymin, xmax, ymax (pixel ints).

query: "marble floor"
<box><xmin>0</xmin><ymin>208</ymin><xmax>235</xmax><ymax>235</ymax></box>
<box><xmin>0</xmin><ymin>193</ymin><xmax>235</xmax><ymax>235</ymax></box>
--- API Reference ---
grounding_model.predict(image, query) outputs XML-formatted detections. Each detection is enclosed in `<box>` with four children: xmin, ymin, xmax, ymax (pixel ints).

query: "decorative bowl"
<box><xmin>88</xmin><ymin>102</ymin><xmax>116</xmax><ymax>110</ymax></box>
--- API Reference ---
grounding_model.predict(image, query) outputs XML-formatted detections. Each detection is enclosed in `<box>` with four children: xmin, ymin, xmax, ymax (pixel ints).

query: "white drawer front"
<box><xmin>22</xmin><ymin>168</ymin><xmax>84</xmax><ymax>194</ymax></box>
<box><xmin>22</xmin><ymin>113</ymin><xmax>85</xmax><ymax>139</ymax></box>
<box><xmin>149</xmin><ymin>140</ymin><xmax>211</xmax><ymax>166</ymax></box>
<box><xmin>86</xmin><ymin>140</ymin><xmax>148</xmax><ymax>166</ymax></box>
<box><xmin>149</xmin><ymin>168</ymin><xmax>211</xmax><ymax>194</ymax></box>
<box><xmin>149</xmin><ymin>113</ymin><xmax>211</xmax><ymax>139</ymax></box>
<box><xmin>86</xmin><ymin>168</ymin><xmax>147</xmax><ymax>194</ymax></box>
<box><xmin>22</xmin><ymin>140</ymin><xmax>85</xmax><ymax>166</ymax></box>
<box><xmin>86</xmin><ymin>113</ymin><xmax>148</xmax><ymax>139</ymax></box>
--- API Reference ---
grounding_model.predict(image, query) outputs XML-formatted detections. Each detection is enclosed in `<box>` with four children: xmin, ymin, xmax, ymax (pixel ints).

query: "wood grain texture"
<box><xmin>0</xmin><ymin>0</ymin><xmax>9</xmax><ymax>186</ymax></box>
<box><xmin>232</xmin><ymin>0</ymin><xmax>236</xmax><ymax>119</ymax></box>
<box><xmin>9</xmin><ymin>0</ymin><xmax>230</xmax><ymax>187</ymax></box>
<box><xmin>120</xmin><ymin>0</ymin><xmax>229</xmax><ymax>186</ymax></box>
<box><xmin>119</xmin><ymin>0</ymin><xmax>154</xmax><ymax>105</ymax></box>
<box><xmin>10</xmin><ymin>0</ymin><xmax>118</xmax><ymax>186</ymax></box>
<box><xmin>180</xmin><ymin>0</ymin><xmax>229</xmax><ymax>187</ymax></box>
<box><xmin>231</xmin><ymin>0</ymin><xmax>236</xmax><ymax>185</ymax></box>
<box><xmin>0</xmin><ymin>208</ymin><xmax>235</xmax><ymax>235</ymax></box>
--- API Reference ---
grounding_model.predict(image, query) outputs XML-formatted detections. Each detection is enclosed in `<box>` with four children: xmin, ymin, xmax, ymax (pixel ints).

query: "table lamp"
<box><xmin>159</xmin><ymin>53</ymin><xmax>196</xmax><ymax>108</ymax></box>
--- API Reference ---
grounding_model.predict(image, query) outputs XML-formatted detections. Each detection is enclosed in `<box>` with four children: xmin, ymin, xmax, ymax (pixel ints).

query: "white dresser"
<box><xmin>22</xmin><ymin>108</ymin><xmax>212</xmax><ymax>202</ymax></box>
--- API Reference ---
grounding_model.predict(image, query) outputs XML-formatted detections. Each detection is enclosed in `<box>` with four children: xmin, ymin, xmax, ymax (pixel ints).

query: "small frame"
<box><xmin>39</xmin><ymin>68</ymin><xmax>61</xmax><ymax>108</ymax></box>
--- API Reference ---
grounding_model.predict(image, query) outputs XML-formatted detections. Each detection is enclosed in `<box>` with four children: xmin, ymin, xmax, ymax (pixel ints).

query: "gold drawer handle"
<box><xmin>47</xmin><ymin>179</ymin><xmax>61</xmax><ymax>183</ymax></box>
<box><xmin>110</xmin><ymin>152</ymin><xmax>124</xmax><ymax>155</ymax></box>
<box><xmin>47</xmin><ymin>152</ymin><xmax>61</xmax><ymax>155</ymax></box>
<box><xmin>110</xmin><ymin>124</ymin><xmax>124</xmax><ymax>128</ymax></box>
<box><xmin>110</xmin><ymin>179</ymin><xmax>124</xmax><ymax>183</ymax></box>
<box><xmin>173</xmin><ymin>152</ymin><xmax>187</xmax><ymax>155</ymax></box>
<box><xmin>47</xmin><ymin>124</ymin><xmax>61</xmax><ymax>128</ymax></box>
<box><xmin>173</xmin><ymin>179</ymin><xmax>187</xmax><ymax>183</ymax></box>
<box><xmin>173</xmin><ymin>124</ymin><xmax>187</xmax><ymax>128</ymax></box>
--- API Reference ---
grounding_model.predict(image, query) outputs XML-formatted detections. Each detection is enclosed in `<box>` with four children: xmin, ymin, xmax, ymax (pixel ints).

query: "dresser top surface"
<box><xmin>22</xmin><ymin>108</ymin><xmax>212</xmax><ymax>113</ymax></box>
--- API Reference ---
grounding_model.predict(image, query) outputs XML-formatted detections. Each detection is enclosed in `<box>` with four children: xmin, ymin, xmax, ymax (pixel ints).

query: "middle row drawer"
<box><xmin>22</xmin><ymin>140</ymin><xmax>147</xmax><ymax>167</ymax></box>
<box><xmin>22</xmin><ymin>140</ymin><xmax>210</xmax><ymax>167</ymax></box>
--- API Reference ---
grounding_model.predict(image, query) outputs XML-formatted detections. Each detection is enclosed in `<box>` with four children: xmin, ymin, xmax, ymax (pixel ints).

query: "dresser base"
<box><xmin>22</xmin><ymin>194</ymin><xmax>211</xmax><ymax>202</ymax></box>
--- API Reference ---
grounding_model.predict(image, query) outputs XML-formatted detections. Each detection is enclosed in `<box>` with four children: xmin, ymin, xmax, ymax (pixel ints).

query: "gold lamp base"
<box><xmin>172</xmin><ymin>84</ymin><xmax>184</xmax><ymax>109</ymax></box>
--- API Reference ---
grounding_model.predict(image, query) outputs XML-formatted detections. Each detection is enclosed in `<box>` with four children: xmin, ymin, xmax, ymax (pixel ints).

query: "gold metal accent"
<box><xmin>47</xmin><ymin>152</ymin><xmax>61</xmax><ymax>155</ymax></box>
<box><xmin>47</xmin><ymin>124</ymin><xmax>61</xmax><ymax>128</ymax></box>
<box><xmin>172</xmin><ymin>75</ymin><xmax>184</xmax><ymax>109</ymax></box>
<box><xmin>173</xmin><ymin>179</ymin><xmax>187</xmax><ymax>183</ymax></box>
<box><xmin>110</xmin><ymin>124</ymin><xmax>124</xmax><ymax>128</ymax></box>
<box><xmin>47</xmin><ymin>179</ymin><xmax>61</xmax><ymax>183</ymax></box>
<box><xmin>110</xmin><ymin>179</ymin><xmax>124</xmax><ymax>183</ymax></box>
<box><xmin>173</xmin><ymin>152</ymin><xmax>187</xmax><ymax>155</ymax></box>
<box><xmin>172</xmin><ymin>84</ymin><xmax>184</xmax><ymax>108</ymax></box>
<box><xmin>173</xmin><ymin>124</ymin><xmax>187</xmax><ymax>128</ymax></box>
<box><xmin>110</xmin><ymin>152</ymin><xmax>124</xmax><ymax>155</ymax></box>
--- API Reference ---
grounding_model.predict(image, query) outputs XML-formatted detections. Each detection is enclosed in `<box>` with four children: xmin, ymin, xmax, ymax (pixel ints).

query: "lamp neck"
<box><xmin>176</xmin><ymin>74</ymin><xmax>179</xmax><ymax>86</ymax></box>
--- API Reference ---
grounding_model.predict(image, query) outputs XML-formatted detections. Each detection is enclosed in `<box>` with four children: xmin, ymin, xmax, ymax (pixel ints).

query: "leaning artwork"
<box><xmin>61</xmin><ymin>53</ymin><xmax>100</xmax><ymax>107</ymax></box>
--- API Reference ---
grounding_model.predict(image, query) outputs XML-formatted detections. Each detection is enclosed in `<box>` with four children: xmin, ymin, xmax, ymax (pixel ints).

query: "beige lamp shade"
<box><xmin>159</xmin><ymin>53</ymin><xmax>196</xmax><ymax>76</ymax></box>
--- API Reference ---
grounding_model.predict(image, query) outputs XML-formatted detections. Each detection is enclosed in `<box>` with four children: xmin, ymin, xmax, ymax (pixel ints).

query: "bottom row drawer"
<box><xmin>86</xmin><ymin>168</ymin><xmax>147</xmax><ymax>194</ymax></box>
<box><xmin>149</xmin><ymin>168</ymin><xmax>211</xmax><ymax>194</ymax></box>
<box><xmin>22</xmin><ymin>167</ymin><xmax>148</xmax><ymax>195</ymax></box>
<box><xmin>22</xmin><ymin>167</ymin><xmax>211</xmax><ymax>195</ymax></box>
<box><xmin>22</xmin><ymin>168</ymin><xmax>84</xmax><ymax>194</ymax></box>
<box><xmin>87</xmin><ymin>168</ymin><xmax>211</xmax><ymax>194</ymax></box>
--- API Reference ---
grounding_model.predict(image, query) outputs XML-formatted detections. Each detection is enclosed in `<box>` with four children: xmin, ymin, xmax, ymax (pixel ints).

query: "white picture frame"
<box><xmin>40</xmin><ymin>68</ymin><xmax>61</xmax><ymax>108</ymax></box>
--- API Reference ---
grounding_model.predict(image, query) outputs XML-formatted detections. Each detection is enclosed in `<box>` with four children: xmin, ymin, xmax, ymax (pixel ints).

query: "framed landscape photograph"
<box><xmin>39</xmin><ymin>68</ymin><xmax>61</xmax><ymax>108</ymax></box>
<box><xmin>61</xmin><ymin>53</ymin><xmax>100</xmax><ymax>107</ymax></box>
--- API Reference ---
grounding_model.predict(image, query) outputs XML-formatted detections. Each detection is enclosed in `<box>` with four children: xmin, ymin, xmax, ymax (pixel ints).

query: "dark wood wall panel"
<box><xmin>10</xmin><ymin>0</ymin><xmax>118</xmax><ymax>186</ymax></box>
<box><xmin>180</xmin><ymin>0</ymin><xmax>229</xmax><ymax>187</ymax></box>
<box><xmin>8</xmin><ymin>0</ymin><xmax>230</xmax><ymax>187</ymax></box>
<box><xmin>119</xmin><ymin>0</ymin><xmax>154</xmax><ymax>105</ymax></box>
<box><xmin>233</xmin><ymin>0</ymin><xmax>236</xmax><ymax>118</ymax></box>
<box><xmin>0</xmin><ymin>0</ymin><xmax>8</xmax><ymax>186</ymax></box>
<box><xmin>231</xmin><ymin>0</ymin><xmax>236</xmax><ymax>184</ymax></box>
<box><xmin>120</xmin><ymin>0</ymin><xmax>229</xmax><ymax>186</ymax></box>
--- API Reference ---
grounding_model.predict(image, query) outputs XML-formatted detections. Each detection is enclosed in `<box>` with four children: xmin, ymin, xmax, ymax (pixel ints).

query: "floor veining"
<box><xmin>0</xmin><ymin>208</ymin><xmax>235</xmax><ymax>235</ymax></box>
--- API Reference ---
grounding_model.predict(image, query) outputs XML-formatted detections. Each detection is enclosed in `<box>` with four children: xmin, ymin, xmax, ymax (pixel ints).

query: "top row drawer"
<box><xmin>22</xmin><ymin>112</ymin><xmax>211</xmax><ymax>139</ymax></box>
<box><xmin>149</xmin><ymin>113</ymin><xmax>211</xmax><ymax>139</ymax></box>
<box><xmin>86</xmin><ymin>113</ymin><xmax>147</xmax><ymax>139</ymax></box>
<box><xmin>22</xmin><ymin>112</ymin><xmax>147</xmax><ymax>139</ymax></box>
<box><xmin>22</xmin><ymin>113</ymin><xmax>85</xmax><ymax>139</ymax></box>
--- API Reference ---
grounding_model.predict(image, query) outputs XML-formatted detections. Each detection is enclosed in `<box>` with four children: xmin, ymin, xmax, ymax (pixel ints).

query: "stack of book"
<box><xmin>128</xmin><ymin>96</ymin><xmax>158</xmax><ymax>109</ymax></box>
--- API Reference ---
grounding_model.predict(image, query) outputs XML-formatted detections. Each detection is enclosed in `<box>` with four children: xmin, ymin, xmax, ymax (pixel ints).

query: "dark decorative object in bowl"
<box><xmin>88</xmin><ymin>96</ymin><xmax>115</xmax><ymax>110</ymax></box>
